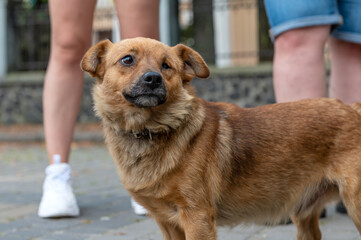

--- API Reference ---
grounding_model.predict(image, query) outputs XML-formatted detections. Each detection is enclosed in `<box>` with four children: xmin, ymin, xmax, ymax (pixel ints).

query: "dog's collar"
<box><xmin>131</xmin><ymin>129</ymin><xmax>153</xmax><ymax>140</ymax></box>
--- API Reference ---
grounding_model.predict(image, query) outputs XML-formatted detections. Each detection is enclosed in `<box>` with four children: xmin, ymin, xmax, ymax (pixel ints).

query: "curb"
<box><xmin>0</xmin><ymin>131</ymin><xmax>104</xmax><ymax>142</ymax></box>
<box><xmin>0</xmin><ymin>124</ymin><xmax>104</xmax><ymax>142</ymax></box>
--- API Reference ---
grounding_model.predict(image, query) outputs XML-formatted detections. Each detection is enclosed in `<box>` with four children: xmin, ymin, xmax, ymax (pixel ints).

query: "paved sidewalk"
<box><xmin>0</xmin><ymin>143</ymin><xmax>360</xmax><ymax>240</ymax></box>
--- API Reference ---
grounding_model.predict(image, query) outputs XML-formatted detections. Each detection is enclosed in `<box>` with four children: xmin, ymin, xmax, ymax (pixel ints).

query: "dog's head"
<box><xmin>81</xmin><ymin>38</ymin><xmax>209</xmax><ymax>109</ymax></box>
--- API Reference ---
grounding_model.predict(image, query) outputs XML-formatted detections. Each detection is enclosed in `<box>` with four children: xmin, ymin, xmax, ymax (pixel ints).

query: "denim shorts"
<box><xmin>264</xmin><ymin>0</ymin><xmax>361</xmax><ymax>43</ymax></box>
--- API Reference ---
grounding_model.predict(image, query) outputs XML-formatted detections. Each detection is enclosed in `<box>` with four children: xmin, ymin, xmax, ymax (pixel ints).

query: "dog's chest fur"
<box><xmin>102</xmin><ymin>98</ymin><xmax>206</xmax><ymax>192</ymax></box>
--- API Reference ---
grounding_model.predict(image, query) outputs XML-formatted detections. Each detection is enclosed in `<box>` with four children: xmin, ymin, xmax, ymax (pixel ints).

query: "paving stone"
<box><xmin>5</xmin><ymin>228</ymin><xmax>51</xmax><ymax>239</ymax></box>
<box><xmin>0</xmin><ymin>204</ymin><xmax>37</xmax><ymax>223</ymax></box>
<box><xmin>34</xmin><ymin>232</ymin><xmax>86</xmax><ymax>240</ymax></box>
<box><xmin>0</xmin><ymin>235</ymin><xmax>23</xmax><ymax>240</ymax></box>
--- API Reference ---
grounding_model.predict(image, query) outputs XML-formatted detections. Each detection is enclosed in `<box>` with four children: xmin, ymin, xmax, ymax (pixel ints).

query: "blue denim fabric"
<box><xmin>264</xmin><ymin>0</ymin><xmax>361</xmax><ymax>43</ymax></box>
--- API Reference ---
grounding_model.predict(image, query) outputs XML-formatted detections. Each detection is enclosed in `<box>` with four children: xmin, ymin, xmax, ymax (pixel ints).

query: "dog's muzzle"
<box><xmin>122</xmin><ymin>72</ymin><xmax>167</xmax><ymax>108</ymax></box>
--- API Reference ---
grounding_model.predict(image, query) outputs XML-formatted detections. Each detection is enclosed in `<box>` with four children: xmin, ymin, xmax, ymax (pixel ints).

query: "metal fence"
<box><xmin>7</xmin><ymin>3</ymin><xmax>50</xmax><ymax>71</ymax></box>
<box><xmin>7</xmin><ymin>0</ymin><xmax>273</xmax><ymax>71</ymax></box>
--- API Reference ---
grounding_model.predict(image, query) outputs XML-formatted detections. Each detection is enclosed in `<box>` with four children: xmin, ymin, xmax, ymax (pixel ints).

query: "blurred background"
<box><xmin>0</xmin><ymin>0</ymin><xmax>275</xmax><ymax>127</ymax></box>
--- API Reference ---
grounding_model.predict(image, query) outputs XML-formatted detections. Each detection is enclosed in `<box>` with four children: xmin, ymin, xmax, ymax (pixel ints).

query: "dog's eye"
<box><xmin>120</xmin><ymin>55</ymin><xmax>135</xmax><ymax>66</ymax></box>
<box><xmin>162</xmin><ymin>62</ymin><xmax>171</xmax><ymax>70</ymax></box>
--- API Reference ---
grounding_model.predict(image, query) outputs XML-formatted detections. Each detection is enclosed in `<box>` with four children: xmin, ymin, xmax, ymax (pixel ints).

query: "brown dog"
<box><xmin>81</xmin><ymin>38</ymin><xmax>361</xmax><ymax>240</ymax></box>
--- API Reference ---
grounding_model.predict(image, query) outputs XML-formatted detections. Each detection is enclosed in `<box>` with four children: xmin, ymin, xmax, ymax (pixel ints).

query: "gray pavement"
<box><xmin>0</xmin><ymin>142</ymin><xmax>360</xmax><ymax>240</ymax></box>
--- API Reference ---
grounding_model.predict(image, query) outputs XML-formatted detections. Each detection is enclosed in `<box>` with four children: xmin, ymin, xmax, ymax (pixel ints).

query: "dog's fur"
<box><xmin>81</xmin><ymin>38</ymin><xmax>361</xmax><ymax>240</ymax></box>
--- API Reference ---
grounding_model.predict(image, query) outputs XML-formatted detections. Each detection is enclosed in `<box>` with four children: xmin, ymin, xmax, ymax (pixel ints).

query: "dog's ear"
<box><xmin>80</xmin><ymin>39</ymin><xmax>112</xmax><ymax>79</ymax></box>
<box><xmin>173</xmin><ymin>44</ymin><xmax>210</xmax><ymax>82</ymax></box>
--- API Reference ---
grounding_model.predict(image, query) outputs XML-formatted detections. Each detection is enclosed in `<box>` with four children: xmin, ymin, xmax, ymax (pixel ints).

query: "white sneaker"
<box><xmin>131</xmin><ymin>198</ymin><xmax>147</xmax><ymax>216</ymax></box>
<box><xmin>38</xmin><ymin>163</ymin><xmax>80</xmax><ymax>218</ymax></box>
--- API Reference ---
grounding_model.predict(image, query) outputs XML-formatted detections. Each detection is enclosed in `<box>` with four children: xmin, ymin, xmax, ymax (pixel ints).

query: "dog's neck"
<box><xmin>131</xmin><ymin>128</ymin><xmax>154</xmax><ymax>140</ymax></box>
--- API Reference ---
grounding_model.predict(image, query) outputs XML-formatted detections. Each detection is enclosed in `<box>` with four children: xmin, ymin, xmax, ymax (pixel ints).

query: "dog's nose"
<box><xmin>141</xmin><ymin>72</ymin><xmax>163</xmax><ymax>90</ymax></box>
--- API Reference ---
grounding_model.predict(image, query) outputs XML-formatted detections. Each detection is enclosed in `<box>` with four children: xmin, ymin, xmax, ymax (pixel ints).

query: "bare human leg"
<box><xmin>272</xmin><ymin>26</ymin><xmax>330</xmax><ymax>103</ymax></box>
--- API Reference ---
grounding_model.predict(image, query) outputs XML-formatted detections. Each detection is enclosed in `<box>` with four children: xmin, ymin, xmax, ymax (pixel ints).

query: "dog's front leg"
<box><xmin>180</xmin><ymin>208</ymin><xmax>217</xmax><ymax>240</ymax></box>
<box><xmin>156</xmin><ymin>219</ymin><xmax>186</xmax><ymax>240</ymax></box>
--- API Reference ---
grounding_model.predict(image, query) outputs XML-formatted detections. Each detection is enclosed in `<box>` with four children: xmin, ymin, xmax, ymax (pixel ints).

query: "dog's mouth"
<box><xmin>123</xmin><ymin>92</ymin><xmax>167</xmax><ymax>108</ymax></box>
<box><xmin>122</xmin><ymin>72</ymin><xmax>167</xmax><ymax>108</ymax></box>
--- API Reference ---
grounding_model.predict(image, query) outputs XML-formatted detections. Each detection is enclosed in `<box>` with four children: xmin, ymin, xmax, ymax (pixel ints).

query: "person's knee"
<box><xmin>51</xmin><ymin>35</ymin><xmax>91</xmax><ymax>65</ymax></box>
<box><xmin>275</xmin><ymin>26</ymin><xmax>330</xmax><ymax>54</ymax></box>
<box><xmin>330</xmin><ymin>38</ymin><xmax>361</xmax><ymax>58</ymax></box>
